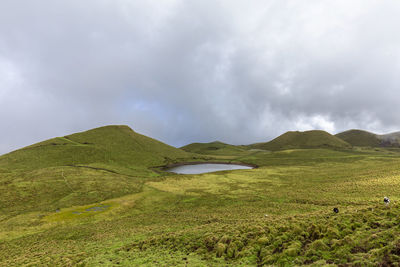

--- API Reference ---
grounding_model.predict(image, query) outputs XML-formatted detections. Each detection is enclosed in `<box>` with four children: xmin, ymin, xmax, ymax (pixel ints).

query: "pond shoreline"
<box><xmin>161</xmin><ymin>161</ymin><xmax>258</xmax><ymax>171</ymax></box>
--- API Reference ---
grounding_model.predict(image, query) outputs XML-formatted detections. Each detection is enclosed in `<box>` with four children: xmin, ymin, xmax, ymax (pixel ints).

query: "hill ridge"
<box><xmin>335</xmin><ymin>129</ymin><xmax>400</xmax><ymax>147</ymax></box>
<box><xmin>0</xmin><ymin>124</ymin><xmax>189</xmax><ymax>172</ymax></box>
<box><xmin>181</xmin><ymin>140</ymin><xmax>248</xmax><ymax>155</ymax></box>
<box><xmin>249</xmin><ymin>130</ymin><xmax>351</xmax><ymax>151</ymax></box>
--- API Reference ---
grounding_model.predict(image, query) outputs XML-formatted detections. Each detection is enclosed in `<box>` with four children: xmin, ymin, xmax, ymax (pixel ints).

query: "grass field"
<box><xmin>1</xmin><ymin>126</ymin><xmax>400</xmax><ymax>266</ymax></box>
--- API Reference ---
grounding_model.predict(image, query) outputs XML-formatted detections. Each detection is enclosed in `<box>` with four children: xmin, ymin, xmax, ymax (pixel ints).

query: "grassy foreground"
<box><xmin>1</xmin><ymin>126</ymin><xmax>400</xmax><ymax>266</ymax></box>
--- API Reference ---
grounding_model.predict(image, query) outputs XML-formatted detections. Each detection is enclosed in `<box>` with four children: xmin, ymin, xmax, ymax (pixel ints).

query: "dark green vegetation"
<box><xmin>181</xmin><ymin>141</ymin><xmax>248</xmax><ymax>155</ymax></box>
<box><xmin>336</xmin><ymin>129</ymin><xmax>400</xmax><ymax>148</ymax></box>
<box><xmin>335</xmin><ymin>129</ymin><xmax>381</xmax><ymax>147</ymax></box>
<box><xmin>1</xmin><ymin>126</ymin><xmax>400</xmax><ymax>266</ymax></box>
<box><xmin>249</xmin><ymin>130</ymin><xmax>351</xmax><ymax>151</ymax></box>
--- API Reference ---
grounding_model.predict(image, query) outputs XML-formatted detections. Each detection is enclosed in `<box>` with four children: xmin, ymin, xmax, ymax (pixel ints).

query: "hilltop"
<box><xmin>249</xmin><ymin>130</ymin><xmax>351</xmax><ymax>151</ymax></box>
<box><xmin>336</xmin><ymin>129</ymin><xmax>400</xmax><ymax>147</ymax></box>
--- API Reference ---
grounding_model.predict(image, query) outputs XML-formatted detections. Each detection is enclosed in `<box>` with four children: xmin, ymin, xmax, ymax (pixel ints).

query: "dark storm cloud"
<box><xmin>1</xmin><ymin>0</ymin><xmax>400</xmax><ymax>154</ymax></box>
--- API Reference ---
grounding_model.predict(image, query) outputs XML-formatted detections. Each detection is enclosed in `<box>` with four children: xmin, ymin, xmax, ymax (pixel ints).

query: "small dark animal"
<box><xmin>384</xmin><ymin>197</ymin><xmax>390</xmax><ymax>205</ymax></box>
<box><xmin>333</xmin><ymin>208</ymin><xmax>339</xmax><ymax>213</ymax></box>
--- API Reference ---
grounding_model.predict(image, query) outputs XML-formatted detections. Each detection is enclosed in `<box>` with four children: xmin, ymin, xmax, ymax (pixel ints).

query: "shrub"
<box><xmin>309</xmin><ymin>239</ymin><xmax>330</xmax><ymax>251</ymax></box>
<box><xmin>219</xmin><ymin>235</ymin><xmax>231</xmax><ymax>244</ymax></box>
<box><xmin>204</xmin><ymin>235</ymin><xmax>218</xmax><ymax>251</ymax></box>
<box><xmin>284</xmin><ymin>241</ymin><xmax>302</xmax><ymax>257</ymax></box>
<box><xmin>216</xmin><ymin>243</ymin><xmax>227</xmax><ymax>257</ymax></box>
<box><xmin>226</xmin><ymin>243</ymin><xmax>238</xmax><ymax>259</ymax></box>
<box><xmin>326</xmin><ymin>227</ymin><xmax>340</xmax><ymax>239</ymax></box>
<box><xmin>257</xmin><ymin>237</ymin><xmax>269</xmax><ymax>245</ymax></box>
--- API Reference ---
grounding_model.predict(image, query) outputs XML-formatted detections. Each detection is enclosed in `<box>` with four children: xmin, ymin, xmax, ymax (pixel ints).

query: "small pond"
<box><xmin>166</xmin><ymin>163</ymin><xmax>253</xmax><ymax>174</ymax></box>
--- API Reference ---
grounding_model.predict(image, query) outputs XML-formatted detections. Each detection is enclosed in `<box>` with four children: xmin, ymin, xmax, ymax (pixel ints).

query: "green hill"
<box><xmin>1</xmin><ymin>125</ymin><xmax>188</xmax><ymax>170</ymax></box>
<box><xmin>335</xmin><ymin>129</ymin><xmax>381</xmax><ymax>147</ymax></box>
<box><xmin>0</xmin><ymin>125</ymin><xmax>190</xmax><ymax>214</ymax></box>
<box><xmin>379</xmin><ymin>132</ymin><xmax>400</xmax><ymax>147</ymax></box>
<box><xmin>336</xmin><ymin>129</ymin><xmax>400</xmax><ymax>147</ymax></box>
<box><xmin>249</xmin><ymin>130</ymin><xmax>351</xmax><ymax>151</ymax></box>
<box><xmin>181</xmin><ymin>141</ymin><xmax>249</xmax><ymax>155</ymax></box>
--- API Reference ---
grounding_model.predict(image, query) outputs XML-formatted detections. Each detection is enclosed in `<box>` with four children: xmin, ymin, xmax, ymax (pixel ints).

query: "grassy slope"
<box><xmin>2</xmin><ymin>125</ymin><xmax>189</xmax><ymax>171</ymax></box>
<box><xmin>181</xmin><ymin>141</ymin><xmax>249</xmax><ymax>156</ymax></box>
<box><xmin>250</xmin><ymin>130</ymin><xmax>351</xmax><ymax>151</ymax></box>
<box><xmin>335</xmin><ymin>129</ymin><xmax>381</xmax><ymax>147</ymax></box>
<box><xmin>336</xmin><ymin>129</ymin><xmax>400</xmax><ymax>147</ymax></box>
<box><xmin>2</xmin><ymin>128</ymin><xmax>400</xmax><ymax>266</ymax></box>
<box><xmin>0</xmin><ymin>125</ymin><xmax>192</xmax><ymax>215</ymax></box>
<box><xmin>379</xmin><ymin>132</ymin><xmax>400</xmax><ymax>147</ymax></box>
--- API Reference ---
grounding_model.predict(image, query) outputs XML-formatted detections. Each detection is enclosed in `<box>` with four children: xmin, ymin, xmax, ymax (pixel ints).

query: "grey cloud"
<box><xmin>1</xmin><ymin>0</ymin><xmax>400</xmax><ymax>154</ymax></box>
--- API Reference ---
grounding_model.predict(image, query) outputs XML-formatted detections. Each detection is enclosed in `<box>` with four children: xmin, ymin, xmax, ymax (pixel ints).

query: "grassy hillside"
<box><xmin>0</xmin><ymin>125</ymin><xmax>192</xmax><ymax>215</ymax></box>
<box><xmin>1</xmin><ymin>125</ymin><xmax>189</xmax><ymax>171</ymax></box>
<box><xmin>181</xmin><ymin>141</ymin><xmax>249</xmax><ymax>155</ymax></box>
<box><xmin>249</xmin><ymin>130</ymin><xmax>351</xmax><ymax>151</ymax></box>
<box><xmin>2</xmin><ymin>127</ymin><xmax>400</xmax><ymax>266</ymax></box>
<box><xmin>380</xmin><ymin>132</ymin><xmax>400</xmax><ymax>147</ymax></box>
<box><xmin>335</xmin><ymin>129</ymin><xmax>381</xmax><ymax>147</ymax></box>
<box><xmin>336</xmin><ymin>129</ymin><xmax>400</xmax><ymax>147</ymax></box>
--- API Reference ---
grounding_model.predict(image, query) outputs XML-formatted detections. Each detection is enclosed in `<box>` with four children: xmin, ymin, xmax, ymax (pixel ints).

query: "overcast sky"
<box><xmin>1</xmin><ymin>0</ymin><xmax>400</xmax><ymax>154</ymax></box>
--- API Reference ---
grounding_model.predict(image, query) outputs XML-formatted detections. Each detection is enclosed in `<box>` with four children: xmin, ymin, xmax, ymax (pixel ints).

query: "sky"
<box><xmin>1</xmin><ymin>0</ymin><xmax>400</xmax><ymax>154</ymax></box>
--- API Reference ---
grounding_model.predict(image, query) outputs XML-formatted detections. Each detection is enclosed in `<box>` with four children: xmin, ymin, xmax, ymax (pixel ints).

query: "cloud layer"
<box><xmin>1</xmin><ymin>0</ymin><xmax>400</xmax><ymax>154</ymax></box>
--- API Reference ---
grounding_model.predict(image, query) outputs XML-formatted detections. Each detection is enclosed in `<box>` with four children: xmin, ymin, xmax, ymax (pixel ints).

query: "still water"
<box><xmin>166</xmin><ymin>163</ymin><xmax>253</xmax><ymax>174</ymax></box>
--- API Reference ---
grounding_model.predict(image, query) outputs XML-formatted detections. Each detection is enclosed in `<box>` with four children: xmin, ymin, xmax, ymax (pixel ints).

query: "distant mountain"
<box><xmin>249</xmin><ymin>130</ymin><xmax>351</xmax><ymax>151</ymax></box>
<box><xmin>335</xmin><ymin>129</ymin><xmax>400</xmax><ymax>147</ymax></box>
<box><xmin>181</xmin><ymin>141</ymin><xmax>248</xmax><ymax>155</ymax></box>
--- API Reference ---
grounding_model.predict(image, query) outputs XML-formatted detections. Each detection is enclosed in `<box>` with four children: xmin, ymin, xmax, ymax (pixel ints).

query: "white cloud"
<box><xmin>295</xmin><ymin>115</ymin><xmax>335</xmax><ymax>133</ymax></box>
<box><xmin>0</xmin><ymin>0</ymin><xmax>400</xmax><ymax>154</ymax></box>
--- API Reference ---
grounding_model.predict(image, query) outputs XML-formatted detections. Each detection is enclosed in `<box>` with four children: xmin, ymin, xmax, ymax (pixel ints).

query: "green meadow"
<box><xmin>1</xmin><ymin>126</ymin><xmax>400</xmax><ymax>266</ymax></box>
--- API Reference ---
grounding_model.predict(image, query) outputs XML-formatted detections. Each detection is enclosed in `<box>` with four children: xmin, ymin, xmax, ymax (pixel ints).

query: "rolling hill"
<box><xmin>335</xmin><ymin>129</ymin><xmax>381</xmax><ymax>147</ymax></box>
<box><xmin>336</xmin><ymin>129</ymin><xmax>400</xmax><ymax>147</ymax></box>
<box><xmin>1</xmin><ymin>125</ymin><xmax>189</xmax><ymax>170</ymax></box>
<box><xmin>181</xmin><ymin>141</ymin><xmax>249</xmax><ymax>155</ymax></box>
<box><xmin>0</xmin><ymin>125</ymin><xmax>191</xmax><ymax>214</ymax></box>
<box><xmin>249</xmin><ymin>130</ymin><xmax>351</xmax><ymax>151</ymax></box>
<box><xmin>379</xmin><ymin>131</ymin><xmax>400</xmax><ymax>147</ymax></box>
<box><xmin>3</xmin><ymin>126</ymin><xmax>400</xmax><ymax>266</ymax></box>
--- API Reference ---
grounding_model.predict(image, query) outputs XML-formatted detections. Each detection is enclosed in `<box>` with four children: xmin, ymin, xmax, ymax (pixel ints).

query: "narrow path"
<box><xmin>65</xmin><ymin>164</ymin><xmax>141</xmax><ymax>178</ymax></box>
<box><xmin>61</xmin><ymin>170</ymin><xmax>75</xmax><ymax>192</ymax></box>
